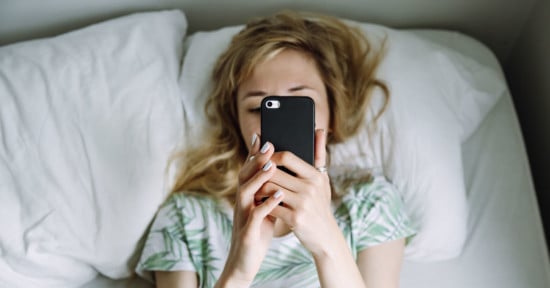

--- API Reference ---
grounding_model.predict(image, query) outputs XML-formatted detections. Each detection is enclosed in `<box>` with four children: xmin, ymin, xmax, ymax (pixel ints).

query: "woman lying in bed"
<box><xmin>136</xmin><ymin>10</ymin><xmax>415</xmax><ymax>288</ymax></box>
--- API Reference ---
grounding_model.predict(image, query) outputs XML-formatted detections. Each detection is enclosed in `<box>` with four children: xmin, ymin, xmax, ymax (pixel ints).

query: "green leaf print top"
<box><xmin>135</xmin><ymin>175</ymin><xmax>416</xmax><ymax>287</ymax></box>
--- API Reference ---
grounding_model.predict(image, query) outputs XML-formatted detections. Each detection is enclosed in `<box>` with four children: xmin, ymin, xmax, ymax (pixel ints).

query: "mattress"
<box><xmin>80</xmin><ymin>30</ymin><xmax>550</xmax><ymax>288</ymax></box>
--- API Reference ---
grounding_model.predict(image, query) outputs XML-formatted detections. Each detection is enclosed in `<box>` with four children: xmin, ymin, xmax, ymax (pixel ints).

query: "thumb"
<box><xmin>314</xmin><ymin>129</ymin><xmax>327</xmax><ymax>169</ymax></box>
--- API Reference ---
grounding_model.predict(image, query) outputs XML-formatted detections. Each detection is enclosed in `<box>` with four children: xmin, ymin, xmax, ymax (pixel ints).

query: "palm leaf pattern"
<box><xmin>334</xmin><ymin>201</ymin><xmax>354</xmax><ymax>256</ymax></box>
<box><xmin>141</xmin><ymin>251</ymin><xmax>179</xmax><ymax>270</ymax></box>
<box><xmin>253</xmin><ymin>241</ymin><xmax>318</xmax><ymax>286</ymax></box>
<box><xmin>135</xmin><ymin>176</ymin><xmax>416</xmax><ymax>287</ymax></box>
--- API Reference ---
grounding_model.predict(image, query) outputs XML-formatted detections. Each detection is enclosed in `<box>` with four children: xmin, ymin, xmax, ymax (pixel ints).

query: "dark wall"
<box><xmin>506</xmin><ymin>0</ymin><xmax>550</xmax><ymax>251</ymax></box>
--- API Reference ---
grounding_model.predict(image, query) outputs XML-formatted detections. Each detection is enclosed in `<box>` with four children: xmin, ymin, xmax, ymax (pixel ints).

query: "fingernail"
<box><xmin>273</xmin><ymin>190</ymin><xmax>283</xmax><ymax>199</ymax></box>
<box><xmin>262</xmin><ymin>160</ymin><xmax>272</xmax><ymax>171</ymax></box>
<box><xmin>251</xmin><ymin>134</ymin><xmax>257</xmax><ymax>146</ymax></box>
<box><xmin>260</xmin><ymin>142</ymin><xmax>270</xmax><ymax>154</ymax></box>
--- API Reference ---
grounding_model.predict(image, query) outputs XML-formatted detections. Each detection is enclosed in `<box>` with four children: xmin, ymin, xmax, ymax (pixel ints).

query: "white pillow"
<box><xmin>178</xmin><ymin>22</ymin><xmax>506</xmax><ymax>261</ymax></box>
<box><xmin>333</xmin><ymin>23</ymin><xmax>506</xmax><ymax>261</ymax></box>
<box><xmin>0</xmin><ymin>10</ymin><xmax>186</xmax><ymax>287</ymax></box>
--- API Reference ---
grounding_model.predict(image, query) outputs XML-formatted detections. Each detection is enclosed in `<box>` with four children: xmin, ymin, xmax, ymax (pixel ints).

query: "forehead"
<box><xmin>238</xmin><ymin>49</ymin><xmax>322</xmax><ymax>92</ymax></box>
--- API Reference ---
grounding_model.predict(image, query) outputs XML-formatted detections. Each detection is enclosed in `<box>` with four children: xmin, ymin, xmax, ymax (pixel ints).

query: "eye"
<box><xmin>248</xmin><ymin>107</ymin><xmax>261</xmax><ymax>113</ymax></box>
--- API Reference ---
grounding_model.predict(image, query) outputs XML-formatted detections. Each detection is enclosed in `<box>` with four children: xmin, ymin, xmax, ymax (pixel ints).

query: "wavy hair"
<box><xmin>169</xmin><ymin>11</ymin><xmax>389</xmax><ymax>201</ymax></box>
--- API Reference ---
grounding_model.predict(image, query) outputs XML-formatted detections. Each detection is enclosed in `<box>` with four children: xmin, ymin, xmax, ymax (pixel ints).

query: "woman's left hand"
<box><xmin>256</xmin><ymin>129</ymin><xmax>339</xmax><ymax>257</ymax></box>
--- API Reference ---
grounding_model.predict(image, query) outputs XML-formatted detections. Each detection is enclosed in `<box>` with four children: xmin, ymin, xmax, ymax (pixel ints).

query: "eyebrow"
<box><xmin>244</xmin><ymin>91</ymin><xmax>267</xmax><ymax>97</ymax></box>
<box><xmin>243</xmin><ymin>85</ymin><xmax>313</xmax><ymax>98</ymax></box>
<box><xmin>288</xmin><ymin>85</ymin><xmax>311</xmax><ymax>92</ymax></box>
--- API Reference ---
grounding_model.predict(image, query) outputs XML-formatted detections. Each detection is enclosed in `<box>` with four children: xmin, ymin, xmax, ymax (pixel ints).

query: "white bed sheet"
<box><xmin>399</xmin><ymin>30</ymin><xmax>550</xmax><ymax>287</ymax></box>
<box><xmin>80</xmin><ymin>30</ymin><xmax>550</xmax><ymax>288</ymax></box>
<box><xmin>400</xmin><ymin>92</ymin><xmax>550</xmax><ymax>288</ymax></box>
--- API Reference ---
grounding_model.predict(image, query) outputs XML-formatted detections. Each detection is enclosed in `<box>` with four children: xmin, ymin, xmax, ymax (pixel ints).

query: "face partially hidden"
<box><xmin>237</xmin><ymin>49</ymin><xmax>330</xmax><ymax>153</ymax></box>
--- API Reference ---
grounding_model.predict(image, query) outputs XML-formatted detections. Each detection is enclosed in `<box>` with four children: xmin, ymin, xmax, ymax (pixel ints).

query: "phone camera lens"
<box><xmin>267</xmin><ymin>101</ymin><xmax>272</xmax><ymax>107</ymax></box>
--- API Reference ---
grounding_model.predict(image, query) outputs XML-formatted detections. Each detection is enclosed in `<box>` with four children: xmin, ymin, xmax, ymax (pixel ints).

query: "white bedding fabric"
<box><xmin>400</xmin><ymin>84</ymin><xmax>550</xmax><ymax>288</ymax></box>
<box><xmin>399</xmin><ymin>30</ymin><xmax>550</xmax><ymax>287</ymax></box>
<box><xmin>0</xmin><ymin>11</ymin><xmax>187</xmax><ymax>287</ymax></box>
<box><xmin>80</xmin><ymin>29</ymin><xmax>550</xmax><ymax>288</ymax></box>
<box><xmin>0</xmin><ymin>13</ymin><xmax>508</xmax><ymax>286</ymax></box>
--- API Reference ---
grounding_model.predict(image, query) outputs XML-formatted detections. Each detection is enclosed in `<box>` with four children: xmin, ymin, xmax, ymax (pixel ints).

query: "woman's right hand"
<box><xmin>216</xmin><ymin>134</ymin><xmax>284</xmax><ymax>288</ymax></box>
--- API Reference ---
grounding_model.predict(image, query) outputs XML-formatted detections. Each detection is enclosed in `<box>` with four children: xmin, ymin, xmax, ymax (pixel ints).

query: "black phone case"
<box><xmin>261</xmin><ymin>96</ymin><xmax>315</xmax><ymax>166</ymax></box>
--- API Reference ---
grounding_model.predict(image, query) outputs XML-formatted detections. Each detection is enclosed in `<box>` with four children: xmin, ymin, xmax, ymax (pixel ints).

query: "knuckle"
<box><xmin>252</xmin><ymin>155</ymin><xmax>263</xmax><ymax>169</ymax></box>
<box><xmin>278</xmin><ymin>151</ymin><xmax>291</xmax><ymax>163</ymax></box>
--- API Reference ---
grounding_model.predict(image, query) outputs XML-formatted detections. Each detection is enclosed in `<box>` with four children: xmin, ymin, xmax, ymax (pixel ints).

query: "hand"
<box><xmin>255</xmin><ymin>129</ymin><xmax>338</xmax><ymax>257</ymax></box>
<box><xmin>253</xmin><ymin>130</ymin><xmax>369</xmax><ymax>287</ymax></box>
<box><xmin>218</xmin><ymin>135</ymin><xmax>284</xmax><ymax>287</ymax></box>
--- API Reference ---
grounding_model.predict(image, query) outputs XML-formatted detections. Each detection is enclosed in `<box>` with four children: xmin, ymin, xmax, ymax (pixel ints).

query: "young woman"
<box><xmin>136</xmin><ymin>11</ymin><xmax>415</xmax><ymax>288</ymax></box>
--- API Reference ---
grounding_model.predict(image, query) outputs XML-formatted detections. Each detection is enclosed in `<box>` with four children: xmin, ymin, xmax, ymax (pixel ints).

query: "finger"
<box><xmin>239</xmin><ymin>141</ymin><xmax>274</xmax><ymax>184</ymax></box>
<box><xmin>238</xmin><ymin>159</ymin><xmax>276</xmax><ymax>208</ymax></box>
<box><xmin>268</xmin><ymin>204</ymin><xmax>295</xmax><ymax>227</ymax></box>
<box><xmin>270</xmin><ymin>151</ymin><xmax>317</xmax><ymax>179</ymax></box>
<box><xmin>254</xmin><ymin>181</ymin><xmax>281</xmax><ymax>202</ymax></box>
<box><xmin>253</xmin><ymin>183</ymin><xmax>300</xmax><ymax>208</ymax></box>
<box><xmin>314</xmin><ymin>129</ymin><xmax>327</xmax><ymax>170</ymax></box>
<box><xmin>268</xmin><ymin>167</ymin><xmax>327</xmax><ymax>206</ymax></box>
<box><xmin>268</xmin><ymin>167</ymin><xmax>310</xmax><ymax>195</ymax></box>
<box><xmin>245</xmin><ymin>133</ymin><xmax>260</xmax><ymax>164</ymax></box>
<box><xmin>248</xmin><ymin>190</ymin><xmax>285</xmax><ymax>227</ymax></box>
<box><xmin>249</xmin><ymin>133</ymin><xmax>260</xmax><ymax>155</ymax></box>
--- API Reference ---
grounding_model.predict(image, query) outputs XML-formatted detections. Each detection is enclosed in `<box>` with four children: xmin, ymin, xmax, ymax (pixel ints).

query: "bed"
<box><xmin>399</xmin><ymin>30</ymin><xmax>550</xmax><ymax>287</ymax></box>
<box><xmin>1</xmin><ymin>9</ymin><xmax>549</xmax><ymax>288</ymax></box>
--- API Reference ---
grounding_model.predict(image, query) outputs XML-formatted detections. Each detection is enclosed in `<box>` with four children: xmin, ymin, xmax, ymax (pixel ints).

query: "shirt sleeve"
<box><xmin>346</xmin><ymin>177</ymin><xmax>417</xmax><ymax>252</ymax></box>
<box><xmin>135</xmin><ymin>194</ymin><xmax>197</xmax><ymax>283</ymax></box>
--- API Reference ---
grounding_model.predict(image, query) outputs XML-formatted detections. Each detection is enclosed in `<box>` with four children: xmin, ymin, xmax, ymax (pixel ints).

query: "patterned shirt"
<box><xmin>135</xmin><ymin>175</ymin><xmax>416</xmax><ymax>287</ymax></box>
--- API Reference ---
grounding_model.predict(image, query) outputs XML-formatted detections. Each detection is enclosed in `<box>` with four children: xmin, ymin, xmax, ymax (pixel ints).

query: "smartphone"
<box><xmin>261</xmin><ymin>96</ymin><xmax>315</xmax><ymax>171</ymax></box>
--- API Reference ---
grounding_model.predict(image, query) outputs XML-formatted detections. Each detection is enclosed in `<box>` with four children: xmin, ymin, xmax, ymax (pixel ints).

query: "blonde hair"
<box><xmin>170</xmin><ymin>11</ymin><xmax>389</xmax><ymax>201</ymax></box>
